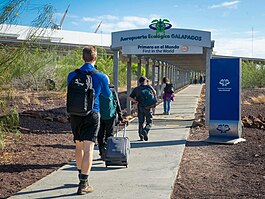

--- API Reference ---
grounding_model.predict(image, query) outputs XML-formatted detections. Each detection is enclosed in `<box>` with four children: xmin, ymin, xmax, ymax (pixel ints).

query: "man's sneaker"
<box><xmin>77</xmin><ymin>183</ymin><xmax>94</xmax><ymax>195</ymax></box>
<box><xmin>138</xmin><ymin>134</ymin><xmax>144</xmax><ymax>141</ymax></box>
<box><xmin>142</xmin><ymin>129</ymin><xmax>148</xmax><ymax>141</ymax></box>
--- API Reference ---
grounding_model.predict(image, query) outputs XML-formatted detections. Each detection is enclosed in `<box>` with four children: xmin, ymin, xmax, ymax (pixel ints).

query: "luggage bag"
<box><xmin>105</xmin><ymin>123</ymin><xmax>130</xmax><ymax>168</ymax></box>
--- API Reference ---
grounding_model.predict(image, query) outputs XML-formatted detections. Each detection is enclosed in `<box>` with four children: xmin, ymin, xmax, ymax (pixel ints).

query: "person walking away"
<box><xmin>129</xmin><ymin>76</ymin><xmax>157</xmax><ymax>141</ymax></box>
<box><xmin>199</xmin><ymin>75</ymin><xmax>203</xmax><ymax>84</ymax></box>
<box><xmin>67</xmin><ymin>46</ymin><xmax>111</xmax><ymax>195</ymax></box>
<box><xmin>98</xmin><ymin>75</ymin><xmax>124</xmax><ymax>160</ymax></box>
<box><xmin>160</xmin><ymin>77</ymin><xmax>174</xmax><ymax>115</ymax></box>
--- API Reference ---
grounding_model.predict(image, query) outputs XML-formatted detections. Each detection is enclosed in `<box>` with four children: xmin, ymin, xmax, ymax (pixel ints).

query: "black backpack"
<box><xmin>66</xmin><ymin>69</ymin><xmax>97</xmax><ymax>116</ymax></box>
<box><xmin>164</xmin><ymin>83</ymin><xmax>174</xmax><ymax>94</ymax></box>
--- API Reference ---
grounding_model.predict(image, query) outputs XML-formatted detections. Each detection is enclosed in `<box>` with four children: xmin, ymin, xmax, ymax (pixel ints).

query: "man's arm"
<box><xmin>100</xmin><ymin>74</ymin><xmax>111</xmax><ymax>98</ymax></box>
<box><xmin>160</xmin><ymin>83</ymin><xmax>166</xmax><ymax>97</ymax></box>
<box><xmin>149</xmin><ymin>85</ymin><xmax>157</xmax><ymax>96</ymax></box>
<box><xmin>112</xmin><ymin>89</ymin><xmax>123</xmax><ymax>121</ymax></box>
<box><xmin>128</xmin><ymin>96</ymin><xmax>138</xmax><ymax>104</ymax></box>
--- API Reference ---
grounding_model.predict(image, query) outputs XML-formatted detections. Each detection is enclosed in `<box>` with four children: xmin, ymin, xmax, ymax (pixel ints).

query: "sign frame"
<box><xmin>207</xmin><ymin>58</ymin><xmax>245</xmax><ymax>144</ymax></box>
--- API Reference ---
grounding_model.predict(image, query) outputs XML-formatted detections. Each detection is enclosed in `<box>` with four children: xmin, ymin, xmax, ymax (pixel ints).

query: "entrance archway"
<box><xmin>111</xmin><ymin>27</ymin><xmax>213</xmax><ymax>123</ymax></box>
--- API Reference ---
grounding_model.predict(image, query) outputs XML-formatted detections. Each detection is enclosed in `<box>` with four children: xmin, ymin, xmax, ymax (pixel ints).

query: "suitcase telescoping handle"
<box><xmin>116</xmin><ymin>122</ymin><xmax>127</xmax><ymax>137</ymax></box>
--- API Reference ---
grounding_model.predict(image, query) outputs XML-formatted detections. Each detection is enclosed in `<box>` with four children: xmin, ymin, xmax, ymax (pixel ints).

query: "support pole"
<box><xmin>137</xmin><ymin>56</ymin><xmax>142</xmax><ymax>86</ymax></box>
<box><xmin>126</xmin><ymin>55</ymin><xmax>132</xmax><ymax>115</ymax></box>
<box><xmin>205</xmin><ymin>47</ymin><xmax>212</xmax><ymax>126</ymax></box>
<box><xmin>145</xmin><ymin>58</ymin><xmax>149</xmax><ymax>79</ymax></box>
<box><xmin>113</xmin><ymin>50</ymin><xmax>119</xmax><ymax>91</ymax></box>
<box><xmin>165</xmin><ymin>63</ymin><xmax>168</xmax><ymax>78</ymax></box>
<box><xmin>161</xmin><ymin>63</ymin><xmax>165</xmax><ymax>83</ymax></box>
<box><xmin>152</xmin><ymin>61</ymin><xmax>156</xmax><ymax>88</ymax></box>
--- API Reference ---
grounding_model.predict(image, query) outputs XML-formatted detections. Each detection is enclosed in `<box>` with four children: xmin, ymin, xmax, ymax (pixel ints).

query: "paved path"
<box><xmin>10</xmin><ymin>84</ymin><xmax>203</xmax><ymax>199</ymax></box>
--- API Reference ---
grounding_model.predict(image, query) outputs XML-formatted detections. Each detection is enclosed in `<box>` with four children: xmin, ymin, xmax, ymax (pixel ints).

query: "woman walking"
<box><xmin>160</xmin><ymin>77</ymin><xmax>174</xmax><ymax>115</ymax></box>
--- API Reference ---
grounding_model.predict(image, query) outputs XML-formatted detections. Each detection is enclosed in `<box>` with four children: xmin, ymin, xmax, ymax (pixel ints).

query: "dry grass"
<box><xmin>243</xmin><ymin>100</ymin><xmax>252</xmax><ymax>105</ymax></box>
<box><xmin>21</xmin><ymin>95</ymin><xmax>31</xmax><ymax>105</ymax></box>
<box><xmin>251</xmin><ymin>95</ymin><xmax>265</xmax><ymax>104</ymax></box>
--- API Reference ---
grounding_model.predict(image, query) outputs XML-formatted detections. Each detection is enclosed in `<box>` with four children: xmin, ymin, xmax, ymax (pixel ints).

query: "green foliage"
<box><xmin>1</xmin><ymin>108</ymin><xmax>20</xmax><ymax>130</ymax></box>
<box><xmin>131</xmin><ymin>63</ymin><xmax>146</xmax><ymax>78</ymax></box>
<box><xmin>118</xmin><ymin>61</ymin><xmax>128</xmax><ymax>86</ymax></box>
<box><xmin>0</xmin><ymin>44</ymin><xmax>59</xmax><ymax>90</ymax></box>
<box><xmin>0</xmin><ymin>126</ymin><xmax>3</xmax><ymax>149</ymax></box>
<box><xmin>0</xmin><ymin>0</ymin><xmax>55</xmax><ymax>148</ymax></box>
<box><xmin>96</xmin><ymin>47</ymin><xmax>114</xmax><ymax>82</ymax></box>
<box><xmin>0</xmin><ymin>0</ymin><xmax>26</xmax><ymax>24</ymax></box>
<box><xmin>55</xmin><ymin>47</ymin><xmax>129</xmax><ymax>89</ymax></box>
<box><xmin>242</xmin><ymin>61</ymin><xmax>265</xmax><ymax>88</ymax></box>
<box><xmin>0</xmin><ymin>107</ymin><xmax>20</xmax><ymax>149</ymax></box>
<box><xmin>55</xmin><ymin>47</ymin><xmax>84</xmax><ymax>90</ymax></box>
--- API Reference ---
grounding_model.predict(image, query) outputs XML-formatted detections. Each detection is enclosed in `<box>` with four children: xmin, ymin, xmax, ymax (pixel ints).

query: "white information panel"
<box><xmin>112</xmin><ymin>28</ymin><xmax>211</xmax><ymax>48</ymax></box>
<box><xmin>122</xmin><ymin>44</ymin><xmax>203</xmax><ymax>55</ymax></box>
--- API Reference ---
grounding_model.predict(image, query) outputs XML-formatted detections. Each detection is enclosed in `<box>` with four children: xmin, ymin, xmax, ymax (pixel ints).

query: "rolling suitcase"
<box><xmin>105</xmin><ymin>123</ymin><xmax>130</xmax><ymax>168</ymax></box>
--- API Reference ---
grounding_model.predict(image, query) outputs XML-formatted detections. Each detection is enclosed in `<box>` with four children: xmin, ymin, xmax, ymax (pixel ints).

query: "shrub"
<box><xmin>242</xmin><ymin>61</ymin><xmax>265</xmax><ymax>88</ymax></box>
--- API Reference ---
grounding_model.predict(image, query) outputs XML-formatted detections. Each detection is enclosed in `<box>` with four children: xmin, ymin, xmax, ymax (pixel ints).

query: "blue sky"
<box><xmin>12</xmin><ymin>0</ymin><xmax>265</xmax><ymax>58</ymax></box>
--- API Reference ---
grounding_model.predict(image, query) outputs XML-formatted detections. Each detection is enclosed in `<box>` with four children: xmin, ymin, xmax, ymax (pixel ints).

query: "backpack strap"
<box><xmin>75</xmin><ymin>69</ymin><xmax>81</xmax><ymax>74</ymax></box>
<box><xmin>90</xmin><ymin>70</ymin><xmax>98</xmax><ymax>75</ymax></box>
<box><xmin>74</xmin><ymin>69</ymin><xmax>98</xmax><ymax>75</ymax></box>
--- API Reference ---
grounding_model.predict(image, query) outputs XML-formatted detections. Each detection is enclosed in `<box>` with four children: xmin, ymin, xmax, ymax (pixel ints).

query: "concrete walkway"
<box><xmin>10</xmin><ymin>84</ymin><xmax>203</xmax><ymax>199</ymax></box>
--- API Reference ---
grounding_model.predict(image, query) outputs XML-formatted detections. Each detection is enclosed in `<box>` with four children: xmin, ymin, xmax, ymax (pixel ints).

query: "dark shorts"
<box><xmin>70</xmin><ymin>111</ymin><xmax>100</xmax><ymax>142</ymax></box>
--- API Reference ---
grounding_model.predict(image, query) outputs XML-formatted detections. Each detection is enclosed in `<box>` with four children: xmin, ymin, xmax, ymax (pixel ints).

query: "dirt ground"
<box><xmin>0</xmin><ymin>88</ymin><xmax>265</xmax><ymax>198</ymax></box>
<box><xmin>171</xmin><ymin>87</ymin><xmax>265</xmax><ymax>199</ymax></box>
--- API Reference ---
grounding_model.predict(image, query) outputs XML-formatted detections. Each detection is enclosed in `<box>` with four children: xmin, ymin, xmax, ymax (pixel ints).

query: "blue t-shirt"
<box><xmin>67</xmin><ymin>63</ymin><xmax>111</xmax><ymax>112</ymax></box>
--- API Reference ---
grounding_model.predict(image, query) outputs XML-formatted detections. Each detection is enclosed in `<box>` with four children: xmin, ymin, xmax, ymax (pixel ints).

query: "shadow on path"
<box><xmin>130</xmin><ymin>139</ymin><xmax>186</xmax><ymax>148</ymax></box>
<box><xmin>13</xmin><ymin>183</ymin><xmax>78</xmax><ymax>199</ymax></box>
<box><xmin>0</xmin><ymin>163</ymin><xmax>66</xmax><ymax>173</ymax></box>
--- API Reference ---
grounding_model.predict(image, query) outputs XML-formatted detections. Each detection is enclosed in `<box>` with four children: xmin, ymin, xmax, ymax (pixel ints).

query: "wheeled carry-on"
<box><xmin>105</xmin><ymin>123</ymin><xmax>130</xmax><ymax>168</ymax></box>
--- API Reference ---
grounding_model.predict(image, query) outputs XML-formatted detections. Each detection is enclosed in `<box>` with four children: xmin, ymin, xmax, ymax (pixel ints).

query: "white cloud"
<box><xmin>99</xmin><ymin>21</ymin><xmax>137</xmax><ymax>33</ymax></box>
<box><xmin>71</xmin><ymin>21</ymin><xmax>79</xmax><ymax>26</ymax></box>
<box><xmin>123</xmin><ymin>16</ymin><xmax>150</xmax><ymax>26</ymax></box>
<box><xmin>82</xmin><ymin>15</ymin><xmax>118</xmax><ymax>23</ymax></box>
<box><xmin>86</xmin><ymin>15</ymin><xmax>163</xmax><ymax>33</ymax></box>
<box><xmin>98</xmin><ymin>15</ymin><xmax>119</xmax><ymax>21</ymax></box>
<box><xmin>209</xmin><ymin>1</ymin><xmax>240</xmax><ymax>9</ymax></box>
<box><xmin>214</xmin><ymin>36</ymin><xmax>265</xmax><ymax>59</ymax></box>
<box><xmin>82</xmin><ymin>17</ymin><xmax>97</xmax><ymax>22</ymax></box>
<box><xmin>54</xmin><ymin>12</ymin><xmax>78</xmax><ymax>19</ymax></box>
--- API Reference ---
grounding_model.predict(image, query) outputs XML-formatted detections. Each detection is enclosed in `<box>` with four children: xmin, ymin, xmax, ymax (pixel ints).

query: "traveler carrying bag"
<box><xmin>164</xmin><ymin>83</ymin><xmax>174</xmax><ymax>94</ymax></box>
<box><xmin>139</xmin><ymin>85</ymin><xmax>157</xmax><ymax>109</ymax></box>
<box><xmin>66</xmin><ymin>69</ymin><xmax>97</xmax><ymax>116</ymax></box>
<box><xmin>105</xmin><ymin>123</ymin><xmax>130</xmax><ymax>168</ymax></box>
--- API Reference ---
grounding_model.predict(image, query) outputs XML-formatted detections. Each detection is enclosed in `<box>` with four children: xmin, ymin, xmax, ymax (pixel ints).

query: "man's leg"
<box><xmin>77</xmin><ymin>140</ymin><xmax>94</xmax><ymax>195</ymax></box>
<box><xmin>138</xmin><ymin>106</ymin><xmax>145</xmax><ymax>140</ymax></box>
<box><xmin>97</xmin><ymin>121</ymin><xmax>105</xmax><ymax>158</ymax></box>
<box><xmin>105</xmin><ymin>117</ymin><xmax>115</xmax><ymax>141</ymax></box>
<box><xmin>77</xmin><ymin>111</ymin><xmax>99</xmax><ymax>195</ymax></box>
<box><xmin>81</xmin><ymin>140</ymin><xmax>95</xmax><ymax>175</ymax></box>
<box><xmin>75</xmin><ymin>141</ymin><xmax>84</xmax><ymax>173</ymax></box>
<box><xmin>70</xmin><ymin>115</ymin><xmax>83</xmax><ymax>173</ymax></box>
<box><xmin>75</xmin><ymin>141</ymin><xmax>96</xmax><ymax>172</ymax></box>
<box><xmin>143</xmin><ymin>108</ymin><xmax>153</xmax><ymax>141</ymax></box>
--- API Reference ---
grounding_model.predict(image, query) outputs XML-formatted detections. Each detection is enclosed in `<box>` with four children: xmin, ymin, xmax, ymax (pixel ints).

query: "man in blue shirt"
<box><xmin>68</xmin><ymin>46</ymin><xmax>111</xmax><ymax>195</ymax></box>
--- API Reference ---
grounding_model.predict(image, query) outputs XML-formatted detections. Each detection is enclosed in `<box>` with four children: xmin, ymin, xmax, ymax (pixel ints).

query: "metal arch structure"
<box><xmin>111</xmin><ymin>28</ymin><xmax>214</xmax><ymax>119</ymax></box>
